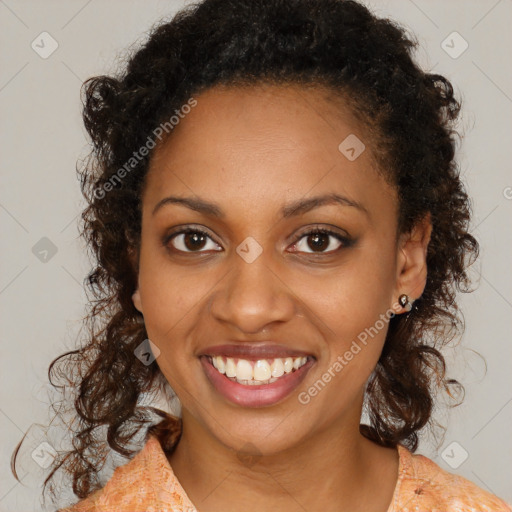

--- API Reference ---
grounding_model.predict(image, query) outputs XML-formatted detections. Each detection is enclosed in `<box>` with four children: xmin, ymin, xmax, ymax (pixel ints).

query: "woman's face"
<box><xmin>132</xmin><ymin>84</ymin><xmax>428</xmax><ymax>455</ymax></box>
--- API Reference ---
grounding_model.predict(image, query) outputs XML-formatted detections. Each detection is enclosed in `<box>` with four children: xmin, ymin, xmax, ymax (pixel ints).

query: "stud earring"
<box><xmin>398</xmin><ymin>294</ymin><xmax>413</xmax><ymax>312</ymax></box>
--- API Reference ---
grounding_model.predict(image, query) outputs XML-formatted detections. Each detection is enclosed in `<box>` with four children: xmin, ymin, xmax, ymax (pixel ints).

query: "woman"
<box><xmin>11</xmin><ymin>0</ymin><xmax>511</xmax><ymax>510</ymax></box>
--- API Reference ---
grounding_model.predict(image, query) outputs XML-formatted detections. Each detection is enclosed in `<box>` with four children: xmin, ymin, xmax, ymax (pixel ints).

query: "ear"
<box><xmin>127</xmin><ymin>244</ymin><xmax>143</xmax><ymax>314</ymax></box>
<box><xmin>393</xmin><ymin>213</ymin><xmax>432</xmax><ymax>312</ymax></box>
<box><xmin>132</xmin><ymin>288</ymin><xmax>143</xmax><ymax>314</ymax></box>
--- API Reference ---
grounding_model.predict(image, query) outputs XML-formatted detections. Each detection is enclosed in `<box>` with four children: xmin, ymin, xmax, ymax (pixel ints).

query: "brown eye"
<box><xmin>167</xmin><ymin>229</ymin><xmax>221</xmax><ymax>253</ymax></box>
<box><xmin>306</xmin><ymin>232</ymin><xmax>331</xmax><ymax>252</ymax></box>
<box><xmin>291</xmin><ymin>229</ymin><xmax>349</xmax><ymax>254</ymax></box>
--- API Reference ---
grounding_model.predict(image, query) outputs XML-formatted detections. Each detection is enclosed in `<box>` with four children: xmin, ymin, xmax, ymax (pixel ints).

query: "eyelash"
<box><xmin>163</xmin><ymin>225</ymin><xmax>353</xmax><ymax>256</ymax></box>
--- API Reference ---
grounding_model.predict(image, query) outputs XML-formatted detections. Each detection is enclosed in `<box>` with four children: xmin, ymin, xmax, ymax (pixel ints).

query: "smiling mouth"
<box><xmin>205</xmin><ymin>355</ymin><xmax>311</xmax><ymax>385</ymax></box>
<box><xmin>200</xmin><ymin>351</ymin><xmax>316</xmax><ymax>407</ymax></box>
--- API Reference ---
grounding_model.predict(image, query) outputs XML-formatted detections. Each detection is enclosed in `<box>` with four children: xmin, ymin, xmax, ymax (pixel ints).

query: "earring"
<box><xmin>398</xmin><ymin>294</ymin><xmax>413</xmax><ymax>312</ymax></box>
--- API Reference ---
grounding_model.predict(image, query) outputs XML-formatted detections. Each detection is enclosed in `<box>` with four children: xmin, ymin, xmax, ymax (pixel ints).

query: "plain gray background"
<box><xmin>1</xmin><ymin>0</ymin><xmax>511</xmax><ymax>510</ymax></box>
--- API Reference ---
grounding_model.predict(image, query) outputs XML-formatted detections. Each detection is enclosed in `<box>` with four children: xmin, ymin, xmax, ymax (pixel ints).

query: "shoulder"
<box><xmin>389</xmin><ymin>444</ymin><xmax>512</xmax><ymax>512</ymax></box>
<box><xmin>57</xmin><ymin>435</ymin><xmax>195</xmax><ymax>512</ymax></box>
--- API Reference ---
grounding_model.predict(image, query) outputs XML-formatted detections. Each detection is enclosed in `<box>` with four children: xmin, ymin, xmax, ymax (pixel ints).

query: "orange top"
<box><xmin>58</xmin><ymin>434</ymin><xmax>511</xmax><ymax>512</ymax></box>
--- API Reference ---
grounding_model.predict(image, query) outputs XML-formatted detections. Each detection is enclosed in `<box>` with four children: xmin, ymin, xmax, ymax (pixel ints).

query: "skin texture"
<box><xmin>131</xmin><ymin>83</ymin><xmax>432</xmax><ymax>512</ymax></box>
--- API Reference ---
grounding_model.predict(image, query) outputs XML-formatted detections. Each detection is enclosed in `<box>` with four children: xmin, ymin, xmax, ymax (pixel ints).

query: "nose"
<box><xmin>208</xmin><ymin>249</ymin><xmax>296</xmax><ymax>334</ymax></box>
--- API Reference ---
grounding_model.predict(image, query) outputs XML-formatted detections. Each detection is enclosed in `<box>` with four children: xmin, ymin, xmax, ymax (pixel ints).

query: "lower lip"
<box><xmin>200</xmin><ymin>356</ymin><xmax>315</xmax><ymax>408</ymax></box>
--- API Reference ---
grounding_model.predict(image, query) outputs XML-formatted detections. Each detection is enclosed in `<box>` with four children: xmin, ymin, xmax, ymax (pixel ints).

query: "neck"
<box><xmin>168</xmin><ymin>406</ymin><xmax>399</xmax><ymax>512</ymax></box>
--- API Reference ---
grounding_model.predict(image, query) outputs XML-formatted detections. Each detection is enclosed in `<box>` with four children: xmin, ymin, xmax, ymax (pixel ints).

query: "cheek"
<box><xmin>300</xmin><ymin>248</ymin><xmax>396</xmax><ymax>374</ymax></box>
<box><xmin>137</xmin><ymin>242</ymin><xmax>210</xmax><ymax>333</ymax></box>
<box><xmin>311</xmin><ymin>252</ymin><xmax>395</xmax><ymax>330</ymax></box>
<box><xmin>135</xmin><ymin>249</ymin><xmax>202</xmax><ymax>376</ymax></box>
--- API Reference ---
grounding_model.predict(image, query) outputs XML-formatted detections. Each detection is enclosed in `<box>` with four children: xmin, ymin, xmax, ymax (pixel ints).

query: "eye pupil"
<box><xmin>308</xmin><ymin>233</ymin><xmax>329</xmax><ymax>252</ymax></box>
<box><xmin>185</xmin><ymin>232</ymin><xmax>207</xmax><ymax>251</ymax></box>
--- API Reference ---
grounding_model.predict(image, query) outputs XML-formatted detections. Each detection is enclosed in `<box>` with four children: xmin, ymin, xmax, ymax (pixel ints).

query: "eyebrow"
<box><xmin>152</xmin><ymin>193</ymin><xmax>368</xmax><ymax>218</ymax></box>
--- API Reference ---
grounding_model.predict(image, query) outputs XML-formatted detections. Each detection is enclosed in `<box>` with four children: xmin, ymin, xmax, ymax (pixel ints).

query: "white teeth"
<box><xmin>225</xmin><ymin>357</ymin><xmax>236</xmax><ymax>378</ymax></box>
<box><xmin>215</xmin><ymin>356</ymin><xmax>225</xmax><ymax>374</ymax></box>
<box><xmin>210</xmin><ymin>355</ymin><xmax>309</xmax><ymax>384</ymax></box>
<box><xmin>236</xmin><ymin>359</ymin><xmax>253</xmax><ymax>380</ymax></box>
<box><xmin>253</xmin><ymin>360</ymin><xmax>271</xmax><ymax>381</ymax></box>
<box><xmin>236</xmin><ymin>376</ymin><xmax>280</xmax><ymax>385</ymax></box>
<box><xmin>270</xmin><ymin>358</ymin><xmax>284</xmax><ymax>378</ymax></box>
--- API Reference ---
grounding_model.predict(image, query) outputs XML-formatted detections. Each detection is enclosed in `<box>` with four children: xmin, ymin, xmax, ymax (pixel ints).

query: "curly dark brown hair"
<box><xmin>12</xmin><ymin>0</ymin><xmax>478</xmax><ymax>505</ymax></box>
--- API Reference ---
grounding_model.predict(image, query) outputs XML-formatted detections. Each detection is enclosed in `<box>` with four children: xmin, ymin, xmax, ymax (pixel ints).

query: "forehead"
<box><xmin>144</xmin><ymin>83</ymin><xmax>397</xmax><ymax>224</ymax></box>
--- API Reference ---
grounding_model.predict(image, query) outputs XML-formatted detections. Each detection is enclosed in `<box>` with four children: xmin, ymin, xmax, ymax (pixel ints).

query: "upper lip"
<box><xmin>199</xmin><ymin>343</ymin><xmax>314</xmax><ymax>360</ymax></box>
